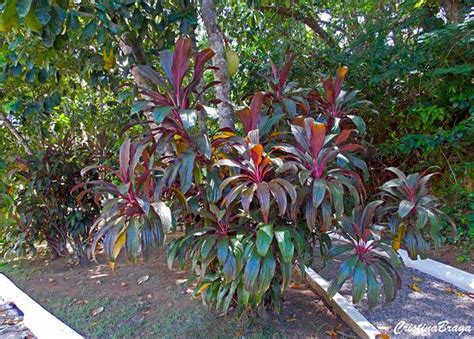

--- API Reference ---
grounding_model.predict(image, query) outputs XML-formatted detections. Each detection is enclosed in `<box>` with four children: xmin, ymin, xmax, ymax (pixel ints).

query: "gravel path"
<box><xmin>0</xmin><ymin>296</ymin><xmax>35</xmax><ymax>338</ymax></box>
<box><xmin>312</xmin><ymin>255</ymin><xmax>474</xmax><ymax>338</ymax></box>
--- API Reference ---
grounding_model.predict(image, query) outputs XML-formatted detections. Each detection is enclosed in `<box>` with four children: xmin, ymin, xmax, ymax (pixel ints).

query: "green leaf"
<box><xmin>221</xmin><ymin>280</ymin><xmax>238</xmax><ymax>314</ymax></box>
<box><xmin>416</xmin><ymin>208</ymin><xmax>429</xmax><ymax>229</ymax></box>
<box><xmin>17</xmin><ymin>0</ymin><xmax>32</xmax><ymax>17</ymax></box>
<box><xmin>36</xmin><ymin>4</ymin><xmax>51</xmax><ymax>25</ymax></box>
<box><xmin>348</xmin><ymin>115</ymin><xmax>366</xmax><ymax>134</ymax></box>
<box><xmin>201</xmin><ymin>235</ymin><xmax>216</xmax><ymax>260</ymax></box>
<box><xmin>206</xmin><ymin>168</ymin><xmax>222</xmax><ymax>203</ymax></box>
<box><xmin>38</xmin><ymin>68</ymin><xmax>48</xmax><ymax>83</ymax></box>
<box><xmin>312</xmin><ymin>179</ymin><xmax>326</xmax><ymax>208</ymax></box>
<box><xmin>259</xmin><ymin>251</ymin><xmax>276</xmax><ymax>294</ymax></box>
<box><xmin>125</xmin><ymin>217</ymin><xmax>139</xmax><ymax>263</ymax></box>
<box><xmin>274</xmin><ymin>228</ymin><xmax>294</xmax><ymax>263</ymax></box>
<box><xmin>179</xmin><ymin>151</ymin><xmax>196</xmax><ymax>193</ymax></box>
<box><xmin>118</xmin><ymin>90</ymin><xmax>134</xmax><ymax>103</ymax></box>
<box><xmin>280</xmin><ymin>259</ymin><xmax>292</xmax><ymax>291</ymax></box>
<box><xmin>352</xmin><ymin>260</ymin><xmax>368</xmax><ymax>304</ymax></box>
<box><xmin>329</xmin><ymin>183</ymin><xmax>344</xmax><ymax>216</ymax></box>
<box><xmin>151</xmin><ymin>201</ymin><xmax>173</xmax><ymax>232</ymax></box>
<box><xmin>196</xmin><ymin>134</ymin><xmax>211</xmax><ymax>160</ymax></box>
<box><xmin>237</xmin><ymin>282</ymin><xmax>250</xmax><ymax>313</ymax></box>
<box><xmin>223</xmin><ymin>252</ymin><xmax>236</xmax><ymax>283</ymax></box>
<box><xmin>243</xmin><ymin>251</ymin><xmax>261</xmax><ymax>292</ymax></box>
<box><xmin>179</xmin><ymin>109</ymin><xmax>197</xmax><ymax>130</ymax></box>
<box><xmin>376</xmin><ymin>242</ymin><xmax>402</xmax><ymax>268</ymax></box>
<box><xmin>376</xmin><ymin>263</ymin><xmax>396</xmax><ymax>302</ymax></box>
<box><xmin>167</xmin><ymin>239</ymin><xmax>179</xmax><ymax>269</ymax></box>
<box><xmin>256</xmin><ymin>224</ymin><xmax>273</xmax><ymax>257</ymax></box>
<box><xmin>271</xmin><ymin>281</ymin><xmax>282</xmax><ymax>312</ymax></box>
<box><xmin>282</xmin><ymin>98</ymin><xmax>296</xmax><ymax>116</ymax></box>
<box><xmin>398</xmin><ymin>200</ymin><xmax>415</xmax><ymax>218</ymax></box>
<box><xmin>69</xmin><ymin>10</ymin><xmax>79</xmax><ymax>30</ymax></box>
<box><xmin>131</xmin><ymin>100</ymin><xmax>148</xmax><ymax>114</ymax></box>
<box><xmin>298</xmin><ymin>170</ymin><xmax>311</xmax><ymax>186</ymax></box>
<box><xmin>217</xmin><ymin>237</ymin><xmax>229</xmax><ymax>265</ymax></box>
<box><xmin>366</xmin><ymin>266</ymin><xmax>380</xmax><ymax>308</ymax></box>
<box><xmin>328</xmin><ymin>255</ymin><xmax>358</xmax><ymax>298</ymax></box>
<box><xmin>153</xmin><ymin>106</ymin><xmax>174</xmax><ymax>124</ymax></box>
<box><xmin>329</xmin><ymin>243</ymin><xmax>353</xmax><ymax>258</ymax></box>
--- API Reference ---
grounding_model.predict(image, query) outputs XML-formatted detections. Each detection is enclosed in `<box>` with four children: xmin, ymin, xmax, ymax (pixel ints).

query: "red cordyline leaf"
<box><xmin>278</xmin><ymin>54</ymin><xmax>295</xmax><ymax>88</ymax></box>
<box><xmin>250</xmin><ymin>144</ymin><xmax>264</xmax><ymax>166</ymax></box>
<box><xmin>187</xmin><ymin>48</ymin><xmax>215</xmax><ymax>89</ymax></box>
<box><xmin>120</xmin><ymin>139</ymin><xmax>131</xmax><ymax>183</ymax></box>
<box><xmin>340</xmin><ymin>143</ymin><xmax>364</xmax><ymax>153</ymax></box>
<box><xmin>335</xmin><ymin>129</ymin><xmax>354</xmax><ymax>145</ymax></box>
<box><xmin>309</xmin><ymin>66</ymin><xmax>349</xmax><ymax>114</ymax></box>
<box><xmin>334</xmin><ymin>66</ymin><xmax>348</xmax><ymax>96</ymax></box>
<box><xmin>183</xmin><ymin>48</ymin><xmax>215</xmax><ymax>106</ymax></box>
<box><xmin>270</xmin><ymin>54</ymin><xmax>295</xmax><ymax>100</ymax></box>
<box><xmin>172</xmin><ymin>37</ymin><xmax>192</xmax><ymax>101</ymax></box>
<box><xmin>237</xmin><ymin>92</ymin><xmax>265</xmax><ymax>134</ymax></box>
<box><xmin>308</xmin><ymin>121</ymin><xmax>326</xmax><ymax>161</ymax></box>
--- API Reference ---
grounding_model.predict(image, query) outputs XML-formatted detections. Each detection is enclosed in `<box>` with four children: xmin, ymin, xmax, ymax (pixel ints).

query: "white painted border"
<box><xmin>329</xmin><ymin>233</ymin><xmax>474</xmax><ymax>293</ymax></box>
<box><xmin>0</xmin><ymin>274</ymin><xmax>83</xmax><ymax>339</ymax></box>
<box><xmin>299</xmin><ymin>267</ymin><xmax>382</xmax><ymax>339</ymax></box>
<box><xmin>397</xmin><ymin>250</ymin><xmax>474</xmax><ymax>293</ymax></box>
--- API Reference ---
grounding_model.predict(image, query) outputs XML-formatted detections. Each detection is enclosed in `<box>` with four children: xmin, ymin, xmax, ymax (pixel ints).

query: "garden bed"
<box><xmin>312</xmin><ymin>254</ymin><xmax>474</xmax><ymax>337</ymax></box>
<box><xmin>428</xmin><ymin>246</ymin><xmax>473</xmax><ymax>274</ymax></box>
<box><xmin>0</xmin><ymin>251</ymin><xmax>355</xmax><ymax>338</ymax></box>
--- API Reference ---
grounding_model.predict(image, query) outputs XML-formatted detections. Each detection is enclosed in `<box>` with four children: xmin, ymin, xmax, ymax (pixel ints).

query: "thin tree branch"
<box><xmin>0</xmin><ymin>111</ymin><xmax>35</xmax><ymax>156</ymax></box>
<box><xmin>259</xmin><ymin>5</ymin><xmax>337</xmax><ymax>48</ymax></box>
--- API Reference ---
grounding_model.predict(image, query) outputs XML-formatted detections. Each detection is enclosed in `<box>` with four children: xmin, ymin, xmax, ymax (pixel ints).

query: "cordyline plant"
<box><xmin>377</xmin><ymin>167</ymin><xmax>455</xmax><ymax>259</ymax></box>
<box><xmin>328</xmin><ymin>201</ymin><xmax>402</xmax><ymax>307</ymax></box>
<box><xmin>266</xmin><ymin>54</ymin><xmax>310</xmax><ymax>118</ymax></box>
<box><xmin>78</xmin><ymin>139</ymin><xmax>173</xmax><ymax>270</ymax></box>
<box><xmin>307</xmin><ymin>66</ymin><xmax>369</xmax><ymax>133</ymax></box>
<box><xmin>82</xmin><ymin>37</ymin><xmax>453</xmax><ymax>315</ymax></box>
<box><xmin>275</xmin><ymin>118</ymin><xmax>367</xmax><ymax>231</ymax></box>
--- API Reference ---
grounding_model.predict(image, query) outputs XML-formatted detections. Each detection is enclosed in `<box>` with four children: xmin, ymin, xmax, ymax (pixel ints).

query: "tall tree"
<box><xmin>201</xmin><ymin>0</ymin><xmax>235</xmax><ymax>130</ymax></box>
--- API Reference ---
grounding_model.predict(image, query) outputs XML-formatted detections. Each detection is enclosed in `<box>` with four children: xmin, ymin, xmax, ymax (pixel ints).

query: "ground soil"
<box><xmin>428</xmin><ymin>244</ymin><xmax>474</xmax><ymax>274</ymax></box>
<box><xmin>0</xmin><ymin>250</ymin><xmax>355</xmax><ymax>338</ymax></box>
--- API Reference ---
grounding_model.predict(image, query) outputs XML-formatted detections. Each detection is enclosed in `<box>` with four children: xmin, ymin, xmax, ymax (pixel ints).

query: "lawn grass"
<box><xmin>0</xmin><ymin>254</ymin><xmax>353</xmax><ymax>338</ymax></box>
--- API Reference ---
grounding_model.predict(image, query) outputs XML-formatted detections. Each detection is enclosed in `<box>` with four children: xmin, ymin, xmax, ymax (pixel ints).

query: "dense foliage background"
<box><xmin>0</xmin><ymin>0</ymin><xmax>472</xmax><ymax>295</ymax></box>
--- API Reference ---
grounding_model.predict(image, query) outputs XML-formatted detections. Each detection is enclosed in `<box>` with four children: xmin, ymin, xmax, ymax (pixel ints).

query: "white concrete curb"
<box><xmin>397</xmin><ymin>250</ymin><xmax>474</xmax><ymax>293</ymax></box>
<box><xmin>301</xmin><ymin>267</ymin><xmax>382</xmax><ymax>339</ymax></box>
<box><xmin>329</xmin><ymin>233</ymin><xmax>474</xmax><ymax>293</ymax></box>
<box><xmin>0</xmin><ymin>274</ymin><xmax>83</xmax><ymax>339</ymax></box>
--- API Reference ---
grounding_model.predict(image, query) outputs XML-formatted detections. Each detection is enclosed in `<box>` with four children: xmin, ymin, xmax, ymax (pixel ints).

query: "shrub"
<box><xmin>378</xmin><ymin>167</ymin><xmax>455</xmax><ymax>259</ymax></box>
<box><xmin>85</xmin><ymin>37</ymin><xmax>452</xmax><ymax>313</ymax></box>
<box><xmin>0</xmin><ymin>136</ymin><xmax>101</xmax><ymax>259</ymax></box>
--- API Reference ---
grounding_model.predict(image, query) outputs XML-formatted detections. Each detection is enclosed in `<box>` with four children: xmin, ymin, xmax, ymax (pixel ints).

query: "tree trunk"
<box><xmin>200</xmin><ymin>0</ymin><xmax>234</xmax><ymax>131</ymax></box>
<box><xmin>0</xmin><ymin>111</ymin><xmax>35</xmax><ymax>157</ymax></box>
<box><xmin>443</xmin><ymin>0</ymin><xmax>463</xmax><ymax>23</ymax></box>
<box><xmin>118</xmin><ymin>32</ymin><xmax>154</xmax><ymax>90</ymax></box>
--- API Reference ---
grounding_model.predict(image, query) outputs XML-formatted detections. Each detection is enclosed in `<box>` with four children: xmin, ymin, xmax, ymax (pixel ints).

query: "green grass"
<box><xmin>48</xmin><ymin>296</ymin><xmax>143</xmax><ymax>338</ymax></box>
<box><xmin>0</xmin><ymin>259</ymin><xmax>335</xmax><ymax>338</ymax></box>
<box><xmin>142</xmin><ymin>290</ymin><xmax>275</xmax><ymax>338</ymax></box>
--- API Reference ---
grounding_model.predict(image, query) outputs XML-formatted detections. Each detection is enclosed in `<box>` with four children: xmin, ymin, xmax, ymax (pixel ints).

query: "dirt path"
<box><xmin>1</xmin><ymin>251</ymin><xmax>355</xmax><ymax>338</ymax></box>
<box><xmin>313</xmin><ymin>255</ymin><xmax>474</xmax><ymax>338</ymax></box>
